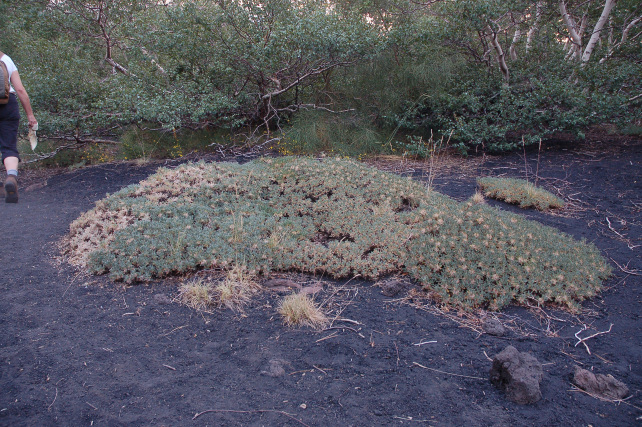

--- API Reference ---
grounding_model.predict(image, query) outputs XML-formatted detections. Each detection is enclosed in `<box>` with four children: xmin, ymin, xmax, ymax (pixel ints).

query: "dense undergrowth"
<box><xmin>66</xmin><ymin>157</ymin><xmax>610</xmax><ymax>311</ymax></box>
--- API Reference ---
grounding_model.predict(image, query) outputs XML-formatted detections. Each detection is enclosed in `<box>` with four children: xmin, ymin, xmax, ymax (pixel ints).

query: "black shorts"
<box><xmin>0</xmin><ymin>93</ymin><xmax>21</xmax><ymax>162</ymax></box>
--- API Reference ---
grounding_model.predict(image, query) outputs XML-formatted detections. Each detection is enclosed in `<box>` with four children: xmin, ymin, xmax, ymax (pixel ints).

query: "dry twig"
<box><xmin>610</xmin><ymin>258</ymin><xmax>641</xmax><ymax>276</ymax></box>
<box><xmin>569</xmin><ymin>384</ymin><xmax>641</xmax><ymax>410</ymax></box>
<box><xmin>413</xmin><ymin>340</ymin><xmax>437</xmax><ymax>346</ymax></box>
<box><xmin>574</xmin><ymin>324</ymin><xmax>614</xmax><ymax>355</ymax></box>
<box><xmin>48</xmin><ymin>388</ymin><xmax>58</xmax><ymax>411</ymax></box>
<box><xmin>412</xmin><ymin>362</ymin><xmax>486</xmax><ymax>380</ymax></box>
<box><xmin>192</xmin><ymin>409</ymin><xmax>310</xmax><ymax>426</ymax></box>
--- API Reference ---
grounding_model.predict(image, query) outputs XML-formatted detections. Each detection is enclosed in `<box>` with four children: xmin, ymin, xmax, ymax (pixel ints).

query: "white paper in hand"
<box><xmin>29</xmin><ymin>123</ymin><xmax>38</xmax><ymax>150</ymax></box>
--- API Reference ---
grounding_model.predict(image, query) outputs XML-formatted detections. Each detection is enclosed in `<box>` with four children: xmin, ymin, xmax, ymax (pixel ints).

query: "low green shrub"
<box><xmin>477</xmin><ymin>177</ymin><xmax>565</xmax><ymax>211</ymax></box>
<box><xmin>66</xmin><ymin>157</ymin><xmax>609</xmax><ymax>311</ymax></box>
<box><xmin>280</xmin><ymin>110</ymin><xmax>386</xmax><ymax>158</ymax></box>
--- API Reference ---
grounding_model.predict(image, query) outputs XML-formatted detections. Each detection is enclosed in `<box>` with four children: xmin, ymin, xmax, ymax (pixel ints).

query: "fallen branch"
<box><xmin>574</xmin><ymin>324</ymin><xmax>613</xmax><ymax>355</ymax></box>
<box><xmin>192</xmin><ymin>409</ymin><xmax>310</xmax><ymax>426</ymax></box>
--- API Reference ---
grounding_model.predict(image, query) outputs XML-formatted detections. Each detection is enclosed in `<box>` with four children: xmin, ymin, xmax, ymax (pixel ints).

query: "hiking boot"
<box><xmin>0</xmin><ymin>182</ymin><xmax>5</xmax><ymax>199</ymax></box>
<box><xmin>4</xmin><ymin>175</ymin><xmax>18</xmax><ymax>203</ymax></box>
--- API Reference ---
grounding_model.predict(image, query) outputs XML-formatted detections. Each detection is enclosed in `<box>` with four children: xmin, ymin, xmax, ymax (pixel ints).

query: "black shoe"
<box><xmin>4</xmin><ymin>175</ymin><xmax>18</xmax><ymax>203</ymax></box>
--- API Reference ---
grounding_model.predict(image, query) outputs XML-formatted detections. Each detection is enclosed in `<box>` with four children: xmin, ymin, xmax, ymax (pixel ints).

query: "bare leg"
<box><xmin>4</xmin><ymin>156</ymin><xmax>19</xmax><ymax>173</ymax></box>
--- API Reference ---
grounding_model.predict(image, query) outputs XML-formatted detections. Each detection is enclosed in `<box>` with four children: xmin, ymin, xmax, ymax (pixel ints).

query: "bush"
<box><xmin>280</xmin><ymin>110</ymin><xmax>386</xmax><ymax>158</ymax></box>
<box><xmin>66</xmin><ymin>157</ymin><xmax>610</xmax><ymax>311</ymax></box>
<box><xmin>477</xmin><ymin>177</ymin><xmax>565</xmax><ymax>211</ymax></box>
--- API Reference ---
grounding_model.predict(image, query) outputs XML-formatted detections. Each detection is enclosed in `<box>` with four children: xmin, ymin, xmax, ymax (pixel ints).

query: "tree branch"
<box><xmin>260</xmin><ymin>61</ymin><xmax>353</xmax><ymax>100</ymax></box>
<box><xmin>600</xmin><ymin>15</ymin><xmax>642</xmax><ymax>63</ymax></box>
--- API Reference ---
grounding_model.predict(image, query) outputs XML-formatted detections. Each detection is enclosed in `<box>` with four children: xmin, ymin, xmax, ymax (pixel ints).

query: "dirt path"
<box><xmin>1</xmin><ymin>140</ymin><xmax>640</xmax><ymax>426</ymax></box>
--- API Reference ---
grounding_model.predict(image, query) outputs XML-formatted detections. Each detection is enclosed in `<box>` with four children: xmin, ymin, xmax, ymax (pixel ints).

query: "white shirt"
<box><xmin>0</xmin><ymin>54</ymin><xmax>18</xmax><ymax>93</ymax></box>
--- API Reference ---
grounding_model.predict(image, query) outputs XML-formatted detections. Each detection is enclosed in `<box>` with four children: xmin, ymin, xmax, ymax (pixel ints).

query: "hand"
<box><xmin>28</xmin><ymin>115</ymin><xmax>38</xmax><ymax>129</ymax></box>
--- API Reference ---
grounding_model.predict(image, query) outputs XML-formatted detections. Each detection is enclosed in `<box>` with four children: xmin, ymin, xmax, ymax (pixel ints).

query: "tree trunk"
<box><xmin>509</xmin><ymin>28</ymin><xmax>521</xmax><ymax>61</ymax></box>
<box><xmin>526</xmin><ymin>1</ymin><xmax>544</xmax><ymax>54</ymax></box>
<box><xmin>488</xmin><ymin>26</ymin><xmax>510</xmax><ymax>85</ymax></box>
<box><xmin>582</xmin><ymin>0</ymin><xmax>617</xmax><ymax>62</ymax></box>
<box><xmin>560</xmin><ymin>1</ymin><xmax>582</xmax><ymax>60</ymax></box>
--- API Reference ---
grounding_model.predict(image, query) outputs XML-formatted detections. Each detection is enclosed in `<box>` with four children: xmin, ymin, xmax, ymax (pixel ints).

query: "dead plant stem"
<box><xmin>412</xmin><ymin>362</ymin><xmax>486</xmax><ymax>380</ymax></box>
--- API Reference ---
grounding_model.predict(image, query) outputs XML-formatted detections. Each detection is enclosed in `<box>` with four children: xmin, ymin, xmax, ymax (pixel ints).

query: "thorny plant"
<box><xmin>66</xmin><ymin>157</ymin><xmax>610</xmax><ymax>312</ymax></box>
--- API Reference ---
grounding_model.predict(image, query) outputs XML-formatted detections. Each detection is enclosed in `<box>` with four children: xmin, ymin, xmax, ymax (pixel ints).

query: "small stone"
<box><xmin>153</xmin><ymin>293</ymin><xmax>171</xmax><ymax>305</ymax></box>
<box><xmin>379</xmin><ymin>279</ymin><xmax>410</xmax><ymax>297</ymax></box>
<box><xmin>573</xmin><ymin>366</ymin><xmax>629</xmax><ymax>400</ymax></box>
<box><xmin>299</xmin><ymin>403</ymin><xmax>307</xmax><ymax>409</ymax></box>
<box><xmin>490</xmin><ymin>345</ymin><xmax>543</xmax><ymax>404</ymax></box>
<box><xmin>300</xmin><ymin>284</ymin><xmax>323</xmax><ymax>295</ymax></box>
<box><xmin>263</xmin><ymin>279</ymin><xmax>301</xmax><ymax>292</ymax></box>
<box><xmin>482</xmin><ymin>318</ymin><xmax>506</xmax><ymax>337</ymax></box>
<box><xmin>260</xmin><ymin>359</ymin><xmax>288</xmax><ymax>378</ymax></box>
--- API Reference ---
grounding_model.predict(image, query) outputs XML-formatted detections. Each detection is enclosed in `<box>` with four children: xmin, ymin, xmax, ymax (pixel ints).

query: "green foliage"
<box><xmin>280</xmin><ymin>110</ymin><xmax>386</xmax><ymax>158</ymax></box>
<box><xmin>477</xmin><ymin>177</ymin><xmax>565</xmax><ymax>211</ymax></box>
<box><xmin>67</xmin><ymin>157</ymin><xmax>610</xmax><ymax>312</ymax></box>
<box><xmin>384</xmin><ymin>55</ymin><xmax>636</xmax><ymax>153</ymax></box>
<box><xmin>4</xmin><ymin>0</ymin><xmax>640</xmax><ymax>158</ymax></box>
<box><xmin>119</xmin><ymin>126</ymin><xmax>231</xmax><ymax>161</ymax></box>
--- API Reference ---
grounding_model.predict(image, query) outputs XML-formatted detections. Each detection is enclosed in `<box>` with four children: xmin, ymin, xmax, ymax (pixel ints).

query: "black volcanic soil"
<box><xmin>1</xmin><ymin>138</ymin><xmax>640</xmax><ymax>426</ymax></box>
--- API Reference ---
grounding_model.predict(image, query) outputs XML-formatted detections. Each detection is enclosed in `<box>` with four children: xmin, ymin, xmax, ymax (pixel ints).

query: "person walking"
<box><xmin>0</xmin><ymin>51</ymin><xmax>37</xmax><ymax>203</ymax></box>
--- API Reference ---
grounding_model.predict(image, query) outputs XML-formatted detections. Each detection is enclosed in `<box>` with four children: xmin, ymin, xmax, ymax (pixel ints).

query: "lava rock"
<box><xmin>300</xmin><ymin>284</ymin><xmax>324</xmax><ymax>295</ymax></box>
<box><xmin>482</xmin><ymin>317</ymin><xmax>506</xmax><ymax>336</ymax></box>
<box><xmin>490</xmin><ymin>345</ymin><xmax>543</xmax><ymax>404</ymax></box>
<box><xmin>153</xmin><ymin>293</ymin><xmax>171</xmax><ymax>305</ymax></box>
<box><xmin>260</xmin><ymin>359</ymin><xmax>289</xmax><ymax>378</ymax></box>
<box><xmin>379</xmin><ymin>279</ymin><xmax>410</xmax><ymax>297</ymax></box>
<box><xmin>573</xmin><ymin>366</ymin><xmax>629</xmax><ymax>400</ymax></box>
<box><xmin>263</xmin><ymin>279</ymin><xmax>301</xmax><ymax>293</ymax></box>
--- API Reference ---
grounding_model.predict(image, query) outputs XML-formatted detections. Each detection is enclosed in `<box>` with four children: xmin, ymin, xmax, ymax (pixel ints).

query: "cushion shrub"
<box><xmin>477</xmin><ymin>177</ymin><xmax>565</xmax><ymax>211</ymax></box>
<box><xmin>66</xmin><ymin>157</ymin><xmax>609</xmax><ymax>311</ymax></box>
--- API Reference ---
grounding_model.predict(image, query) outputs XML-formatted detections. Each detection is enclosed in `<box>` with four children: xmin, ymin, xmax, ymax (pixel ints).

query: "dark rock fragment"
<box><xmin>263</xmin><ymin>279</ymin><xmax>301</xmax><ymax>293</ymax></box>
<box><xmin>300</xmin><ymin>284</ymin><xmax>323</xmax><ymax>295</ymax></box>
<box><xmin>261</xmin><ymin>359</ymin><xmax>289</xmax><ymax>378</ymax></box>
<box><xmin>573</xmin><ymin>366</ymin><xmax>629</xmax><ymax>400</ymax></box>
<box><xmin>489</xmin><ymin>345</ymin><xmax>543</xmax><ymax>404</ymax></box>
<box><xmin>379</xmin><ymin>279</ymin><xmax>410</xmax><ymax>297</ymax></box>
<box><xmin>482</xmin><ymin>317</ymin><xmax>506</xmax><ymax>336</ymax></box>
<box><xmin>153</xmin><ymin>293</ymin><xmax>171</xmax><ymax>305</ymax></box>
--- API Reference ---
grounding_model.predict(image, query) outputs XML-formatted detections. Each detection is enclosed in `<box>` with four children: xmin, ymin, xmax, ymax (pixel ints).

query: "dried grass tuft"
<box><xmin>470</xmin><ymin>191</ymin><xmax>486</xmax><ymax>205</ymax></box>
<box><xmin>278</xmin><ymin>293</ymin><xmax>328</xmax><ymax>329</ymax></box>
<box><xmin>214</xmin><ymin>264</ymin><xmax>259</xmax><ymax>311</ymax></box>
<box><xmin>178</xmin><ymin>278</ymin><xmax>214</xmax><ymax>311</ymax></box>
